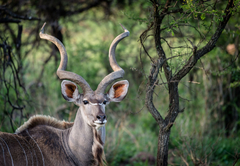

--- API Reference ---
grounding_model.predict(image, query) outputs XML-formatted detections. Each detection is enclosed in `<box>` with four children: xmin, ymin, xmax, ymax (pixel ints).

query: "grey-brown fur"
<box><xmin>0</xmin><ymin>115</ymin><xmax>104</xmax><ymax>166</ymax></box>
<box><xmin>0</xmin><ymin>117</ymin><xmax>75</xmax><ymax>166</ymax></box>
<box><xmin>15</xmin><ymin>115</ymin><xmax>74</xmax><ymax>133</ymax></box>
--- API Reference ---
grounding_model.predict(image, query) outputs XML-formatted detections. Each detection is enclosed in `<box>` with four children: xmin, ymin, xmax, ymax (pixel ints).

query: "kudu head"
<box><xmin>39</xmin><ymin>23</ymin><xmax>129</xmax><ymax>130</ymax></box>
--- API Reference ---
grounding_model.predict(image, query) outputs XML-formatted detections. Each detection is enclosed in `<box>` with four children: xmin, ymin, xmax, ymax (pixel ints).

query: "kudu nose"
<box><xmin>96</xmin><ymin>115</ymin><xmax>106</xmax><ymax>122</ymax></box>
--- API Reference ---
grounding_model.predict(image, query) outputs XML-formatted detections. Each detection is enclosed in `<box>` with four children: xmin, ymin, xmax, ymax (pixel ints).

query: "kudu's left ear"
<box><xmin>108</xmin><ymin>80</ymin><xmax>129</xmax><ymax>102</ymax></box>
<box><xmin>61</xmin><ymin>80</ymin><xmax>79</xmax><ymax>102</ymax></box>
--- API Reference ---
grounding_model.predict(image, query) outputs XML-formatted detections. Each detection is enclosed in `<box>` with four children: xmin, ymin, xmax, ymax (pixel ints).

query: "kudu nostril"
<box><xmin>97</xmin><ymin>115</ymin><xmax>106</xmax><ymax>122</ymax></box>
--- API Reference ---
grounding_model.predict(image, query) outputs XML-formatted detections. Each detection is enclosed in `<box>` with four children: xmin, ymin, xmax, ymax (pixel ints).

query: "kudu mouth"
<box><xmin>94</xmin><ymin>119</ymin><xmax>107</xmax><ymax>124</ymax></box>
<box><xmin>93</xmin><ymin>119</ymin><xmax>107</xmax><ymax>130</ymax></box>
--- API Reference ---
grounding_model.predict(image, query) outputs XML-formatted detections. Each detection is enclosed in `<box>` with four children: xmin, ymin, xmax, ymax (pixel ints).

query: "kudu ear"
<box><xmin>108</xmin><ymin>80</ymin><xmax>129</xmax><ymax>102</ymax></box>
<box><xmin>61</xmin><ymin>80</ymin><xmax>79</xmax><ymax>102</ymax></box>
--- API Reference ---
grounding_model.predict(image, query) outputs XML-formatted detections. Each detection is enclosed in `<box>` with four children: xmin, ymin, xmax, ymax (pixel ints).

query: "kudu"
<box><xmin>0</xmin><ymin>23</ymin><xmax>129</xmax><ymax>166</ymax></box>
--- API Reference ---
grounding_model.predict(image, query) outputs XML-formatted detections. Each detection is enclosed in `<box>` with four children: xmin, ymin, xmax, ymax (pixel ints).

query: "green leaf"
<box><xmin>201</xmin><ymin>13</ymin><xmax>206</xmax><ymax>20</ymax></box>
<box><xmin>194</xmin><ymin>13</ymin><xmax>198</xmax><ymax>18</ymax></box>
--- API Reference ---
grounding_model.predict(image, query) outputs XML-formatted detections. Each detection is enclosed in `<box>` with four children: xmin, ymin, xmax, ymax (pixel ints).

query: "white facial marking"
<box><xmin>83</xmin><ymin>98</ymin><xmax>107</xmax><ymax>106</ymax></box>
<box><xmin>89</xmin><ymin>102</ymin><xmax>103</xmax><ymax>106</ymax></box>
<box><xmin>94</xmin><ymin>119</ymin><xmax>107</xmax><ymax>124</ymax></box>
<box><xmin>94</xmin><ymin>119</ymin><xmax>107</xmax><ymax>131</ymax></box>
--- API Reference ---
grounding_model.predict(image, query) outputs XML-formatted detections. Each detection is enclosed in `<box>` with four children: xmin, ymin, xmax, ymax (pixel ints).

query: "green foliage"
<box><xmin>123</xmin><ymin>1</ymin><xmax>152</xmax><ymax>25</ymax></box>
<box><xmin>169</xmin><ymin>131</ymin><xmax>240</xmax><ymax>165</ymax></box>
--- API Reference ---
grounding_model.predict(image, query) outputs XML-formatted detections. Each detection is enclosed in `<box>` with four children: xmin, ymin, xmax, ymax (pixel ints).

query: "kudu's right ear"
<box><xmin>61</xmin><ymin>80</ymin><xmax>79</xmax><ymax>102</ymax></box>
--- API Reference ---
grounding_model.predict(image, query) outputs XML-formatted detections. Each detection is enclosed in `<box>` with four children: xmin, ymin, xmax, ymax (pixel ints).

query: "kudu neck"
<box><xmin>67</xmin><ymin>109</ymin><xmax>95</xmax><ymax>165</ymax></box>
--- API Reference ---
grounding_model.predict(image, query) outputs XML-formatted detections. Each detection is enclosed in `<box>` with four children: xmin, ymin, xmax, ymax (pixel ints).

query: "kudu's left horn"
<box><xmin>39</xmin><ymin>23</ymin><xmax>93</xmax><ymax>94</ymax></box>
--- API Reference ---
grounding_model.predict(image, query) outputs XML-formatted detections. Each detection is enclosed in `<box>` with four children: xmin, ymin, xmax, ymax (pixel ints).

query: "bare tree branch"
<box><xmin>145</xmin><ymin>59</ymin><xmax>165</xmax><ymax>124</ymax></box>
<box><xmin>0</xmin><ymin>5</ymin><xmax>40</xmax><ymax>22</ymax></box>
<box><xmin>172</xmin><ymin>0</ymin><xmax>235</xmax><ymax>82</ymax></box>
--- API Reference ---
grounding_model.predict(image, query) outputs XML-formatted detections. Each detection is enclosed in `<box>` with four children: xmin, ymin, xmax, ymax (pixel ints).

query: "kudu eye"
<box><xmin>103</xmin><ymin>100</ymin><xmax>107</xmax><ymax>105</ymax></box>
<box><xmin>83</xmin><ymin>100</ymin><xmax>89</xmax><ymax>105</ymax></box>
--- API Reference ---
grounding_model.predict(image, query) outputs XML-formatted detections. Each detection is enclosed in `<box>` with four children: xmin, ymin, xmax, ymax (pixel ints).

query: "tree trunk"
<box><xmin>157</xmin><ymin>125</ymin><xmax>170</xmax><ymax>166</ymax></box>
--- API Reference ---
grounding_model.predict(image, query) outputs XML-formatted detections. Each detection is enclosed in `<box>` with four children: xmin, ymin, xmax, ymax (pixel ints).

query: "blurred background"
<box><xmin>0</xmin><ymin>0</ymin><xmax>239</xmax><ymax>165</ymax></box>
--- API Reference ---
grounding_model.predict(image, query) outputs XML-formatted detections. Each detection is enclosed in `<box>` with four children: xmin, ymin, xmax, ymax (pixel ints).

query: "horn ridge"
<box><xmin>95</xmin><ymin>24</ymin><xmax>129</xmax><ymax>94</ymax></box>
<box><xmin>39</xmin><ymin>23</ymin><xmax>93</xmax><ymax>94</ymax></box>
<box><xmin>39</xmin><ymin>23</ymin><xmax>67</xmax><ymax>71</ymax></box>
